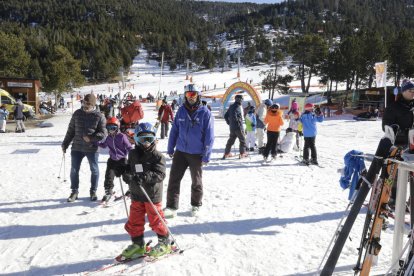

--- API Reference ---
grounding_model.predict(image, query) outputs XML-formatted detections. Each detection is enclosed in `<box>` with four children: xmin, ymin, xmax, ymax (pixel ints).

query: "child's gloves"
<box><xmin>314</xmin><ymin>107</ymin><xmax>322</xmax><ymax>115</ymax></box>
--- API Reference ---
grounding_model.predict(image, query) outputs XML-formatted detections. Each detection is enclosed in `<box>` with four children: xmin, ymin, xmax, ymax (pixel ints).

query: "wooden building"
<box><xmin>0</xmin><ymin>77</ymin><xmax>42</xmax><ymax>114</ymax></box>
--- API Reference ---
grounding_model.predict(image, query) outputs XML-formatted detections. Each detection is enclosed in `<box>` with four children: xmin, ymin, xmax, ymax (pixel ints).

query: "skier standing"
<box><xmin>164</xmin><ymin>84</ymin><xmax>214</xmax><ymax>218</ymax></box>
<box><xmin>300</xmin><ymin>103</ymin><xmax>324</xmax><ymax>165</ymax></box>
<box><xmin>157</xmin><ymin>99</ymin><xmax>174</xmax><ymax>139</ymax></box>
<box><xmin>256</xmin><ymin>99</ymin><xmax>272</xmax><ymax>152</ymax></box>
<box><xmin>245</xmin><ymin>105</ymin><xmax>257</xmax><ymax>151</ymax></box>
<box><xmin>121</xmin><ymin>122</ymin><xmax>171</xmax><ymax>259</ymax></box>
<box><xmin>223</xmin><ymin>94</ymin><xmax>248</xmax><ymax>159</ymax></box>
<box><xmin>0</xmin><ymin>105</ymin><xmax>8</xmax><ymax>133</ymax></box>
<box><xmin>98</xmin><ymin>117</ymin><xmax>132</xmax><ymax>202</ymax></box>
<box><xmin>13</xmin><ymin>99</ymin><xmax>25</xmax><ymax>133</ymax></box>
<box><xmin>263</xmin><ymin>103</ymin><xmax>284</xmax><ymax>162</ymax></box>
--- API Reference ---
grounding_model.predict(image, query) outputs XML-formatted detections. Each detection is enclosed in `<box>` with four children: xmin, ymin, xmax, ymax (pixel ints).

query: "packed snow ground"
<box><xmin>0</xmin><ymin>51</ymin><xmax>400</xmax><ymax>276</ymax></box>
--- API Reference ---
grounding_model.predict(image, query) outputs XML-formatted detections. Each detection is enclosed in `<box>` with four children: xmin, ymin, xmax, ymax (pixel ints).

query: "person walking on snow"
<box><xmin>13</xmin><ymin>99</ymin><xmax>25</xmax><ymax>133</ymax></box>
<box><xmin>121</xmin><ymin>122</ymin><xmax>172</xmax><ymax>259</ymax></box>
<box><xmin>164</xmin><ymin>84</ymin><xmax>214</xmax><ymax>218</ymax></box>
<box><xmin>0</xmin><ymin>105</ymin><xmax>9</xmax><ymax>133</ymax></box>
<box><xmin>245</xmin><ymin>105</ymin><xmax>257</xmax><ymax>151</ymax></box>
<box><xmin>98</xmin><ymin>117</ymin><xmax>132</xmax><ymax>202</ymax></box>
<box><xmin>157</xmin><ymin>99</ymin><xmax>174</xmax><ymax>139</ymax></box>
<box><xmin>300</xmin><ymin>103</ymin><xmax>324</xmax><ymax>165</ymax></box>
<box><xmin>62</xmin><ymin>94</ymin><xmax>107</xmax><ymax>202</ymax></box>
<box><xmin>223</xmin><ymin>94</ymin><xmax>248</xmax><ymax>159</ymax></box>
<box><xmin>256</xmin><ymin>99</ymin><xmax>272</xmax><ymax>151</ymax></box>
<box><xmin>263</xmin><ymin>103</ymin><xmax>284</xmax><ymax>162</ymax></box>
<box><xmin>288</xmin><ymin>111</ymin><xmax>301</xmax><ymax>151</ymax></box>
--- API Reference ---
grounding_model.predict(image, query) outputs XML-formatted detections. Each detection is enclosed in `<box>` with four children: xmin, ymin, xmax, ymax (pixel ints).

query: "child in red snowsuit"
<box><xmin>120</xmin><ymin>122</ymin><xmax>171</xmax><ymax>260</ymax></box>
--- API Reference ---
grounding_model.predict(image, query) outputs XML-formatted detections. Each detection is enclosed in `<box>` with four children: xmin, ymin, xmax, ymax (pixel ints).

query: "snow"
<box><xmin>0</xmin><ymin>50</ymin><xmax>400</xmax><ymax>276</ymax></box>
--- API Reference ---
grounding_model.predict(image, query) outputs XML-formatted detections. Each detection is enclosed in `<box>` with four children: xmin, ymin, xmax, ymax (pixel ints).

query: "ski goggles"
<box><xmin>185</xmin><ymin>91</ymin><xmax>198</xmax><ymax>99</ymax></box>
<box><xmin>106</xmin><ymin>125</ymin><xmax>118</xmax><ymax>132</ymax></box>
<box><xmin>134</xmin><ymin>135</ymin><xmax>156</xmax><ymax>145</ymax></box>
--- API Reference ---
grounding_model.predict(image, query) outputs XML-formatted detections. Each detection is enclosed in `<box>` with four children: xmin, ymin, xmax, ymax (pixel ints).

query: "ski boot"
<box><xmin>117</xmin><ymin>243</ymin><xmax>148</xmax><ymax>262</ymax></box>
<box><xmin>67</xmin><ymin>191</ymin><xmax>78</xmax><ymax>202</ymax></box>
<box><xmin>222</xmin><ymin>153</ymin><xmax>234</xmax><ymax>160</ymax></box>
<box><xmin>148</xmin><ymin>235</ymin><xmax>172</xmax><ymax>258</ymax></box>
<box><xmin>239</xmin><ymin>152</ymin><xmax>249</xmax><ymax>159</ymax></box>
<box><xmin>90</xmin><ymin>191</ymin><xmax>98</xmax><ymax>201</ymax></box>
<box><xmin>191</xmin><ymin>206</ymin><xmax>200</xmax><ymax>217</ymax></box>
<box><xmin>301</xmin><ymin>159</ymin><xmax>310</xmax><ymax>166</ymax></box>
<box><xmin>101</xmin><ymin>190</ymin><xmax>113</xmax><ymax>202</ymax></box>
<box><xmin>310</xmin><ymin>159</ymin><xmax>319</xmax><ymax>165</ymax></box>
<box><xmin>163</xmin><ymin>207</ymin><xmax>177</xmax><ymax>219</ymax></box>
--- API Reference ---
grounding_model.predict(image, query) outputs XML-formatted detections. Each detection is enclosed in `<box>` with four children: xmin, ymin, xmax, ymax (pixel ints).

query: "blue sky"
<box><xmin>205</xmin><ymin>0</ymin><xmax>283</xmax><ymax>3</ymax></box>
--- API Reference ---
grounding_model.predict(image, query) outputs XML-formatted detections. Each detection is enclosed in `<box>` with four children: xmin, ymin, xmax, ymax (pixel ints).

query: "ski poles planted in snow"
<box><xmin>138</xmin><ymin>182</ymin><xmax>182</xmax><ymax>252</ymax></box>
<box><xmin>57</xmin><ymin>153</ymin><xmax>67</xmax><ymax>182</ymax></box>
<box><xmin>118</xmin><ymin>178</ymin><xmax>129</xmax><ymax>218</ymax></box>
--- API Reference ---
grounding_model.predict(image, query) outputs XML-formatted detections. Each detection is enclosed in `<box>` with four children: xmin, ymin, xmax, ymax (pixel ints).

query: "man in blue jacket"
<box><xmin>164</xmin><ymin>84</ymin><xmax>214</xmax><ymax>218</ymax></box>
<box><xmin>300</xmin><ymin>103</ymin><xmax>324</xmax><ymax>165</ymax></box>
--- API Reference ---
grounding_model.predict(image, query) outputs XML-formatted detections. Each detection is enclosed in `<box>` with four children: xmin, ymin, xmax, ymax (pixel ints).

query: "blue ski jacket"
<box><xmin>300</xmin><ymin>111</ymin><xmax>323</xmax><ymax>137</ymax></box>
<box><xmin>339</xmin><ymin>150</ymin><xmax>366</xmax><ymax>200</ymax></box>
<box><xmin>168</xmin><ymin>104</ymin><xmax>214</xmax><ymax>163</ymax></box>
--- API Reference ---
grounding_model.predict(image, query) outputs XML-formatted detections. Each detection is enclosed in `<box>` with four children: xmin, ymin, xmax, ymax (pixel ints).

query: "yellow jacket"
<box><xmin>264</xmin><ymin>109</ymin><xmax>284</xmax><ymax>132</ymax></box>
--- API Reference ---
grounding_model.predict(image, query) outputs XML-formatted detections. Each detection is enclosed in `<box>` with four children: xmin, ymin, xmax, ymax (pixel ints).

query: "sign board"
<box><xmin>365</xmin><ymin>90</ymin><xmax>380</xmax><ymax>95</ymax></box>
<box><xmin>7</xmin><ymin>82</ymin><xmax>33</xmax><ymax>88</ymax></box>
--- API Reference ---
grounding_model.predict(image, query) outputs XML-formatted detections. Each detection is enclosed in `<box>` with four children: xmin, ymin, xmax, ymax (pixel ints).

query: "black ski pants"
<box><xmin>224</xmin><ymin>128</ymin><xmax>246</xmax><ymax>155</ymax></box>
<box><xmin>166</xmin><ymin>151</ymin><xmax>203</xmax><ymax>210</ymax></box>
<box><xmin>160</xmin><ymin>122</ymin><xmax>169</xmax><ymax>139</ymax></box>
<box><xmin>104</xmin><ymin>158</ymin><xmax>127</xmax><ymax>192</ymax></box>
<box><xmin>303</xmin><ymin>136</ymin><xmax>317</xmax><ymax>161</ymax></box>
<box><xmin>263</xmin><ymin>131</ymin><xmax>280</xmax><ymax>158</ymax></box>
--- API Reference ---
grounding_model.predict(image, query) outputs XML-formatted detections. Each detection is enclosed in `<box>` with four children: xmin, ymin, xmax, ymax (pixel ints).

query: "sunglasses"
<box><xmin>185</xmin><ymin>91</ymin><xmax>198</xmax><ymax>98</ymax></box>
<box><xmin>134</xmin><ymin>135</ymin><xmax>155</xmax><ymax>145</ymax></box>
<box><xmin>106</xmin><ymin>125</ymin><xmax>118</xmax><ymax>132</ymax></box>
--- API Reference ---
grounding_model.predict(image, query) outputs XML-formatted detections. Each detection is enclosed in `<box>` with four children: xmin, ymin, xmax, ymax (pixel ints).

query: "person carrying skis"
<box><xmin>157</xmin><ymin>99</ymin><xmax>174</xmax><ymax>139</ymax></box>
<box><xmin>164</xmin><ymin>84</ymin><xmax>214</xmax><ymax>218</ymax></box>
<box><xmin>62</xmin><ymin>94</ymin><xmax>107</xmax><ymax>202</ymax></box>
<box><xmin>262</xmin><ymin>103</ymin><xmax>284</xmax><ymax>162</ymax></box>
<box><xmin>383</xmin><ymin>79</ymin><xmax>414</xmax><ymax>205</ymax></box>
<box><xmin>245</xmin><ymin>105</ymin><xmax>257</xmax><ymax>151</ymax></box>
<box><xmin>98</xmin><ymin>117</ymin><xmax>132</xmax><ymax>202</ymax></box>
<box><xmin>223</xmin><ymin>94</ymin><xmax>248</xmax><ymax>159</ymax></box>
<box><xmin>256</xmin><ymin>99</ymin><xmax>272</xmax><ymax>152</ymax></box>
<box><xmin>120</xmin><ymin>122</ymin><xmax>170</xmax><ymax>259</ymax></box>
<box><xmin>300</xmin><ymin>103</ymin><xmax>324</xmax><ymax>165</ymax></box>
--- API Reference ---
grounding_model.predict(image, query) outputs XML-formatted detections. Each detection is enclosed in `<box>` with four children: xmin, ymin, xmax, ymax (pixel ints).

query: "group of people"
<box><xmin>222</xmin><ymin>96</ymin><xmax>324</xmax><ymax>165</ymax></box>
<box><xmin>61</xmin><ymin>84</ymin><xmax>214</xmax><ymax>260</ymax></box>
<box><xmin>0</xmin><ymin>99</ymin><xmax>26</xmax><ymax>133</ymax></box>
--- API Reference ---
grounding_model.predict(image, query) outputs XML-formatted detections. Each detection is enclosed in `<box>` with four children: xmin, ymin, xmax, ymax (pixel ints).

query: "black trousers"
<box><xmin>263</xmin><ymin>131</ymin><xmax>280</xmax><ymax>158</ymax></box>
<box><xmin>166</xmin><ymin>151</ymin><xmax>203</xmax><ymax>209</ymax></box>
<box><xmin>104</xmin><ymin>158</ymin><xmax>127</xmax><ymax>191</ymax></box>
<box><xmin>160</xmin><ymin>122</ymin><xmax>169</xmax><ymax>139</ymax></box>
<box><xmin>303</xmin><ymin>136</ymin><xmax>317</xmax><ymax>161</ymax></box>
<box><xmin>224</xmin><ymin>129</ymin><xmax>246</xmax><ymax>155</ymax></box>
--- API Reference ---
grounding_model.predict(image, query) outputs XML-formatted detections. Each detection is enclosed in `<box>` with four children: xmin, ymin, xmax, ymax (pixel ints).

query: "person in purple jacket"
<box><xmin>98</xmin><ymin>117</ymin><xmax>133</xmax><ymax>202</ymax></box>
<box><xmin>164</xmin><ymin>84</ymin><xmax>214</xmax><ymax>218</ymax></box>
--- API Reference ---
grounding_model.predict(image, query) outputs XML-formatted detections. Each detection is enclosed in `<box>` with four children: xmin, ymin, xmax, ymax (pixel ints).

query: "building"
<box><xmin>0</xmin><ymin>77</ymin><xmax>42</xmax><ymax>114</ymax></box>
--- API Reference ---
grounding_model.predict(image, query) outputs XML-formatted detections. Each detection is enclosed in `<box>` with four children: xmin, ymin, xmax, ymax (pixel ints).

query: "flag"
<box><xmin>375</xmin><ymin>62</ymin><xmax>387</xmax><ymax>87</ymax></box>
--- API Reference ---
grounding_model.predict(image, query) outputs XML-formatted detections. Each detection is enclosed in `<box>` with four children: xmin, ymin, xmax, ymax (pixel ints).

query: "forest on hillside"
<box><xmin>1</xmin><ymin>0</ymin><xmax>414</xmax><ymax>94</ymax></box>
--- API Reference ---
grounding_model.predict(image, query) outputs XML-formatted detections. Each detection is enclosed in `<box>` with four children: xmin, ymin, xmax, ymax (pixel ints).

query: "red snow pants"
<box><xmin>125</xmin><ymin>201</ymin><xmax>168</xmax><ymax>238</ymax></box>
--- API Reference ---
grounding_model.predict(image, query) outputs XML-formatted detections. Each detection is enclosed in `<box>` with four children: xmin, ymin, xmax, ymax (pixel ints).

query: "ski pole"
<box><xmin>58</xmin><ymin>153</ymin><xmax>64</xmax><ymax>180</ymax></box>
<box><xmin>316</xmin><ymin>192</ymin><xmax>357</xmax><ymax>275</ymax></box>
<box><xmin>118</xmin><ymin>178</ymin><xmax>129</xmax><ymax>218</ymax></box>
<box><xmin>63</xmin><ymin>154</ymin><xmax>67</xmax><ymax>182</ymax></box>
<box><xmin>138</xmin><ymin>184</ymin><xmax>182</xmax><ymax>252</ymax></box>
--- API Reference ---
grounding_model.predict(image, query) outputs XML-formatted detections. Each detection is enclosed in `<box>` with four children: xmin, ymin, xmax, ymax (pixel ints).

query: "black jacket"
<box><xmin>125</xmin><ymin>145</ymin><xmax>166</xmax><ymax>203</ymax></box>
<box><xmin>382</xmin><ymin>97</ymin><xmax>414</xmax><ymax>146</ymax></box>
<box><xmin>224</xmin><ymin>102</ymin><xmax>243</xmax><ymax>131</ymax></box>
<box><xmin>13</xmin><ymin>104</ymin><xmax>24</xmax><ymax>120</ymax></box>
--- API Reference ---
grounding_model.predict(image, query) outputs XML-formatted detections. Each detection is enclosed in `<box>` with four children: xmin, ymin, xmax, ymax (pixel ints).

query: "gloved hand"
<box><xmin>314</xmin><ymin>107</ymin><xmax>322</xmax><ymax>116</ymax></box>
<box><xmin>61</xmin><ymin>145</ymin><xmax>66</xmax><ymax>153</ymax></box>
<box><xmin>201</xmin><ymin>162</ymin><xmax>208</xmax><ymax>167</ymax></box>
<box><xmin>122</xmin><ymin>173</ymin><xmax>135</xmax><ymax>184</ymax></box>
<box><xmin>168</xmin><ymin>153</ymin><xmax>174</xmax><ymax>158</ymax></box>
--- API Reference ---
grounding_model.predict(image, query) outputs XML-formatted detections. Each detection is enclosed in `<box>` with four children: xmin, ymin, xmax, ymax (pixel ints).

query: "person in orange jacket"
<box><xmin>263</xmin><ymin>103</ymin><xmax>284</xmax><ymax>162</ymax></box>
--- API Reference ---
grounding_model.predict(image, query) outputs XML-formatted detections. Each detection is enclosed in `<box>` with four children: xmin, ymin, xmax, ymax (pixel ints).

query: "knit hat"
<box><xmin>401</xmin><ymin>79</ymin><xmax>414</xmax><ymax>93</ymax></box>
<box><xmin>84</xmin><ymin>94</ymin><xmax>96</xmax><ymax>105</ymax></box>
<box><xmin>304</xmin><ymin>103</ymin><xmax>314</xmax><ymax>111</ymax></box>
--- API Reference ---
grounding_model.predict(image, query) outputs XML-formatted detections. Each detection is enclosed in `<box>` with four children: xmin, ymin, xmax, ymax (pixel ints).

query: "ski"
<box><xmin>321</xmin><ymin>133</ymin><xmax>394</xmax><ymax>275</ymax></box>
<box><xmin>356</xmin><ymin>146</ymin><xmax>402</xmax><ymax>276</ymax></box>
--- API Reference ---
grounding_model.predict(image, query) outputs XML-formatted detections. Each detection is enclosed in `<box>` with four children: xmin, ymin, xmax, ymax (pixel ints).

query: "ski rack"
<box><xmin>387</xmin><ymin>156</ymin><xmax>414</xmax><ymax>274</ymax></box>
